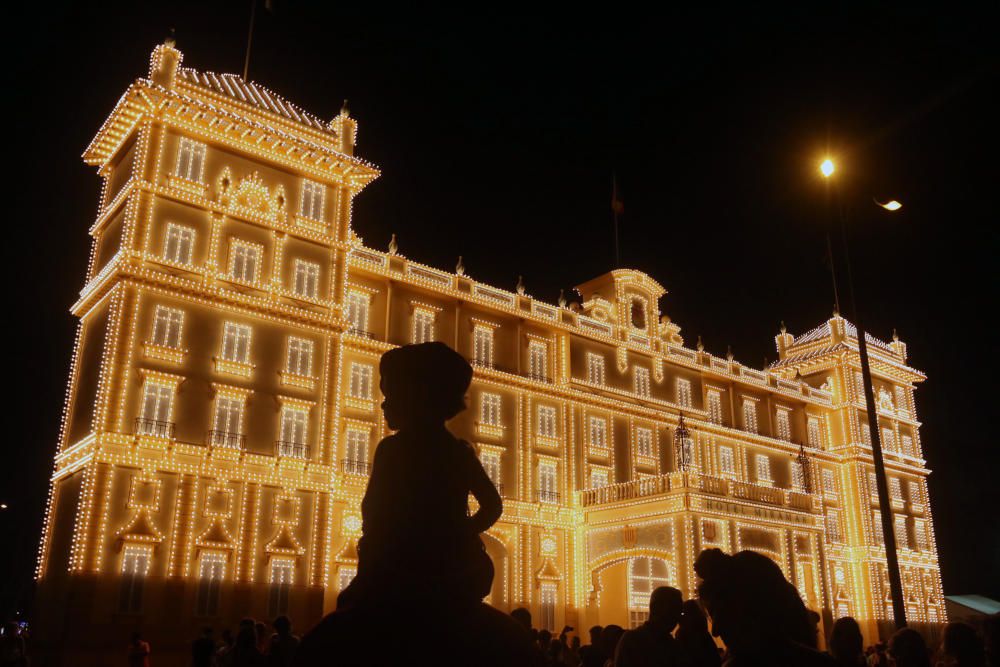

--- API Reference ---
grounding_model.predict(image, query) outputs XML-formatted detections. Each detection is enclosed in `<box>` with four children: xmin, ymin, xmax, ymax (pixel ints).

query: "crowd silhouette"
<box><xmin>2</xmin><ymin>342</ymin><xmax>998</xmax><ymax>666</ymax></box>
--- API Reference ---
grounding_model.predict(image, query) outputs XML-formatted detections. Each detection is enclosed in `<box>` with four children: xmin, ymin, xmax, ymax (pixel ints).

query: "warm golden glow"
<box><xmin>33</xmin><ymin>41</ymin><xmax>946</xmax><ymax>663</ymax></box>
<box><xmin>820</xmin><ymin>158</ymin><xmax>835</xmax><ymax>178</ymax></box>
<box><xmin>878</xmin><ymin>199</ymin><xmax>903</xmax><ymax>211</ymax></box>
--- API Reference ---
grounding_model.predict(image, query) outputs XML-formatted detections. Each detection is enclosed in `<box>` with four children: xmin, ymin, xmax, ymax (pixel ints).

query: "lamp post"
<box><xmin>820</xmin><ymin>158</ymin><xmax>908</xmax><ymax>629</ymax></box>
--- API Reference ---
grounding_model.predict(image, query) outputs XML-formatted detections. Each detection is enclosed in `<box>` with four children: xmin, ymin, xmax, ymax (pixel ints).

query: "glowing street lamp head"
<box><xmin>878</xmin><ymin>199</ymin><xmax>903</xmax><ymax>211</ymax></box>
<box><xmin>820</xmin><ymin>159</ymin><xmax>835</xmax><ymax>178</ymax></box>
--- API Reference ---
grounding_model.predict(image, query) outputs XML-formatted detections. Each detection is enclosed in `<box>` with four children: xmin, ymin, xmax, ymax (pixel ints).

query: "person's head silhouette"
<box><xmin>887</xmin><ymin>627</ymin><xmax>931</xmax><ymax>667</ymax></box>
<box><xmin>647</xmin><ymin>586</ymin><xmax>683</xmax><ymax>631</ymax></box>
<box><xmin>380</xmin><ymin>342</ymin><xmax>472</xmax><ymax>430</ymax></box>
<box><xmin>678</xmin><ymin>599</ymin><xmax>709</xmax><ymax>636</ymax></box>
<box><xmin>695</xmin><ymin>548</ymin><xmax>814</xmax><ymax>655</ymax></box>
<box><xmin>272</xmin><ymin>615</ymin><xmax>292</xmax><ymax>636</ymax></box>
<box><xmin>829</xmin><ymin>616</ymin><xmax>863</xmax><ymax>664</ymax></box>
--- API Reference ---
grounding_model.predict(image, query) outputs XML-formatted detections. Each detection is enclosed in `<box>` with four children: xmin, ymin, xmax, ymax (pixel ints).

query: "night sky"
<box><xmin>4</xmin><ymin>2</ymin><xmax>998</xmax><ymax>617</ymax></box>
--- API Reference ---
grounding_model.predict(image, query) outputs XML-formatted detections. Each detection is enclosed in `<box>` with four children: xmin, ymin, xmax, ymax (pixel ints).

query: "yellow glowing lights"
<box><xmin>820</xmin><ymin>159</ymin><xmax>835</xmax><ymax>177</ymax></box>
<box><xmin>36</xmin><ymin>40</ymin><xmax>945</xmax><ymax>648</ymax></box>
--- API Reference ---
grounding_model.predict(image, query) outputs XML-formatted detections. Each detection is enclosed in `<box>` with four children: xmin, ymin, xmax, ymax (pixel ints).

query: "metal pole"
<box><xmin>837</xmin><ymin>198</ymin><xmax>908</xmax><ymax>629</ymax></box>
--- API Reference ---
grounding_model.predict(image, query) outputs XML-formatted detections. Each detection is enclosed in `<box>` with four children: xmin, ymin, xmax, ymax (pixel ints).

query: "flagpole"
<box><xmin>242</xmin><ymin>0</ymin><xmax>257</xmax><ymax>80</ymax></box>
<box><xmin>612</xmin><ymin>174</ymin><xmax>622</xmax><ymax>268</ymax></box>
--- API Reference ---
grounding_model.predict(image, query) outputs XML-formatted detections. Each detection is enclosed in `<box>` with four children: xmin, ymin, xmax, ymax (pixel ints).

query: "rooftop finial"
<box><xmin>780</xmin><ymin>320</ymin><xmax>787</xmax><ymax>334</ymax></box>
<box><xmin>388</xmin><ymin>233</ymin><xmax>398</xmax><ymax>256</ymax></box>
<box><xmin>696</xmin><ymin>336</ymin><xmax>704</xmax><ymax>352</ymax></box>
<box><xmin>832</xmin><ymin>303</ymin><xmax>840</xmax><ymax>318</ymax></box>
<box><xmin>166</xmin><ymin>27</ymin><xmax>177</xmax><ymax>47</ymax></box>
<box><xmin>341</xmin><ymin>99</ymin><xmax>350</xmax><ymax>116</ymax></box>
<box><xmin>558</xmin><ymin>289</ymin><xmax>567</xmax><ymax>308</ymax></box>
<box><xmin>726</xmin><ymin>345</ymin><xmax>734</xmax><ymax>361</ymax></box>
<box><xmin>455</xmin><ymin>256</ymin><xmax>465</xmax><ymax>277</ymax></box>
<box><xmin>516</xmin><ymin>275</ymin><xmax>526</xmax><ymax>296</ymax></box>
<box><xmin>892</xmin><ymin>328</ymin><xmax>899</xmax><ymax>342</ymax></box>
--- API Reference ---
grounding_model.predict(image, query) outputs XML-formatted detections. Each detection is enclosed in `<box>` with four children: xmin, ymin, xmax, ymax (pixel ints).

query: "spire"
<box><xmin>455</xmin><ymin>256</ymin><xmax>465</xmax><ymax>277</ymax></box>
<box><xmin>780</xmin><ymin>320</ymin><xmax>787</xmax><ymax>334</ymax></box>
<box><xmin>696</xmin><ymin>336</ymin><xmax>704</xmax><ymax>352</ymax></box>
<box><xmin>388</xmin><ymin>233</ymin><xmax>398</xmax><ymax>256</ymax></box>
<box><xmin>516</xmin><ymin>275</ymin><xmax>526</xmax><ymax>296</ymax></box>
<box><xmin>558</xmin><ymin>289</ymin><xmax>567</xmax><ymax>308</ymax></box>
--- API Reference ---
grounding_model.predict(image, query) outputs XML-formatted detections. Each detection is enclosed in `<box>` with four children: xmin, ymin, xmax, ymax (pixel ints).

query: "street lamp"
<box><xmin>820</xmin><ymin>158</ymin><xmax>908</xmax><ymax>630</ymax></box>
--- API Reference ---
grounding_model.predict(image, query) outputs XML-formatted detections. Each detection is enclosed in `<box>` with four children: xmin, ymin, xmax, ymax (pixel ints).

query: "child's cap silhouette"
<box><xmin>380</xmin><ymin>342</ymin><xmax>472</xmax><ymax>422</ymax></box>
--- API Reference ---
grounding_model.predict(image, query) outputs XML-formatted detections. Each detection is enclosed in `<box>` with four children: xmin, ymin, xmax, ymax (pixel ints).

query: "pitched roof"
<box><xmin>178</xmin><ymin>68</ymin><xmax>334</xmax><ymax>134</ymax></box>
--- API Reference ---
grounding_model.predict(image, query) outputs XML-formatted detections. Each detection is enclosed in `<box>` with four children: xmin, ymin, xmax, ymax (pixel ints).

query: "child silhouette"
<box><xmin>296</xmin><ymin>343</ymin><xmax>541</xmax><ymax>665</ymax></box>
<box><xmin>337</xmin><ymin>341</ymin><xmax>502</xmax><ymax>610</ymax></box>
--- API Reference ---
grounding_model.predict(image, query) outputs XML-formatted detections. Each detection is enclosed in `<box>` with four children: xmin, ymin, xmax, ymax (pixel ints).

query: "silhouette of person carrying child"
<box><xmin>294</xmin><ymin>342</ymin><xmax>538</xmax><ymax>666</ymax></box>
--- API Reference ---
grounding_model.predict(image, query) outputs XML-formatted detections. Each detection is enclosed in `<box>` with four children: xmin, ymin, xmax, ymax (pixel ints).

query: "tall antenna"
<box><xmin>242</xmin><ymin>0</ymin><xmax>257</xmax><ymax>80</ymax></box>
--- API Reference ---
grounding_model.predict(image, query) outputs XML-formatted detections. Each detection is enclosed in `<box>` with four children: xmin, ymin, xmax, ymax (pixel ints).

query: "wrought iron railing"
<box><xmin>341</xmin><ymin>459</ymin><xmax>371</xmax><ymax>476</ymax></box>
<box><xmin>275</xmin><ymin>441</ymin><xmax>310</xmax><ymax>459</ymax></box>
<box><xmin>207</xmin><ymin>430</ymin><xmax>246</xmax><ymax>451</ymax></box>
<box><xmin>134</xmin><ymin>418</ymin><xmax>175</xmax><ymax>439</ymax></box>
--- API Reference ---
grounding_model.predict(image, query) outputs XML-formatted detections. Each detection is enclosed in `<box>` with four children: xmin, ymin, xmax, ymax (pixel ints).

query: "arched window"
<box><xmin>630</xmin><ymin>299</ymin><xmax>646</xmax><ymax>329</ymax></box>
<box><xmin>628</xmin><ymin>557</ymin><xmax>674</xmax><ymax>627</ymax></box>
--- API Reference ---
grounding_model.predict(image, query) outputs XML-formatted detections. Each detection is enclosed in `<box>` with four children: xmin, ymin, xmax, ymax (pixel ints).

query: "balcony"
<box><xmin>207</xmin><ymin>430</ymin><xmax>245</xmax><ymax>451</ymax></box>
<box><xmin>580</xmin><ymin>470</ymin><xmax>822</xmax><ymax>514</ymax></box>
<box><xmin>536</xmin><ymin>489</ymin><xmax>561</xmax><ymax>504</ymax></box>
<box><xmin>341</xmin><ymin>459</ymin><xmax>371</xmax><ymax>476</ymax></box>
<box><xmin>134</xmin><ymin>418</ymin><xmax>175</xmax><ymax>439</ymax></box>
<box><xmin>275</xmin><ymin>441</ymin><xmax>310</xmax><ymax>460</ymax></box>
<box><xmin>346</xmin><ymin>327</ymin><xmax>379</xmax><ymax>341</ymax></box>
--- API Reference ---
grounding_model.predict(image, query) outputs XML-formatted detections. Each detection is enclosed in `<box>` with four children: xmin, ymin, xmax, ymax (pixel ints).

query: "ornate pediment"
<box><xmin>217</xmin><ymin>168</ymin><xmax>287</xmax><ymax>222</ymax></box>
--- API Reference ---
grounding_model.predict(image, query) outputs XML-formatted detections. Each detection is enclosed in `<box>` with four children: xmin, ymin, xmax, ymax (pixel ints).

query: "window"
<box><xmin>268</xmin><ymin>559</ymin><xmax>294</xmax><ymax>617</ymax></box>
<box><xmin>346</xmin><ymin>291</ymin><xmax>369</xmax><ymax>334</ymax></box>
<box><xmin>175</xmin><ymin>137</ymin><xmax>206</xmax><ymax>182</ymax></box>
<box><xmin>822</xmin><ymin>469</ymin><xmax>837</xmax><ymax>499</ymax></box>
<box><xmin>345</xmin><ymin>429</ymin><xmax>368</xmax><ymax>469</ymax></box>
<box><xmin>337</xmin><ymin>566</ymin><xmax>357</xmax><ymax>592</ymax></box>
<box><xmin>196</xmin><ymin>552</ymin><xmax>225</xmax><ymax>616</ymax></box>
<box><xmin>907</xmin><ymin>480</ymin><xmax>921</xmax><ymax>504</ymax></box>
<box><xmin>587</xmin><ymin>353</ymin><xmax>605</xmax><ymax>385</ymax></box>
<box><xmin>589</xmin><ymin>416</ymin><xmax>608</xmax><ymax>450</ymax></box>
<box><xmin>292</xmin><ymin>260</ymin><xmax>320</xmax><ymax>299</ymax></box>
<box><xmin>412</xmin><ymin>309</ymin><xmax>435</xmax><ymax>344</ymax></box>
<box><xmin>480</xmin><ymin>393</ymin><xmax>502</xmax><ymax>426</ymax></box>
<box><xmin>150</xmin><ymin>306</ymin><xmax>184</xmax><ymax>349</ymax></box>
<box><xmin>590</xmin><ymin>468</ymin><xmax>610</xmax><ymax>488</ymax></box>
<box><xmin>138</xmin><ymin>381</ymin><xmax>173</xmax><ymax>436</ymax></box>
<box><xmin>792</xmin><ymin>461</ymin><xmax>805</xmax><ymax>491</ymax></box>
<box><xmin>881</xmin><ymin>428</ymin><xmax>897</xmax><ymax>452</ymax></box>
<box><xmin>871</xmin><ymin>511</ymin><xmax>884</xmax><ymax>545</ymax></box>
<box><xmin>473</xmin><ymin>326</ymin><xmax>494</xmax><ymax>367</ymax></box>
<box><xmin>742</xmin><ymin>399</ymin><xmax>759</xmax><ymax>433</ymax></box>
<box><xmin>868</xmin><ymin>471</ymin><xmax>879</xmax><ymax>499</ymax></box>
<box><xmin>228</xmin><ymin>239</ymin><xmax>261</xmax><ymax>284</ymax></box>
<box><xmin>755</xmin><ymin>454</ymin><xmax>772</xmax><ymax>485</ymax></box>
<box><xmin>914</xmin><ymin>520</ymin><xmax>929</xmax><ymax>552</ymax></box>
<box><xmin>211</xmin><ymin>396</ymin><xmax>244</xmax><ymax>449</ymax></box>
<box><xmin>528</xmin><ymin>341</ymin><xmax>548</xmax><ymax>380</ymax></box>
<box><xmin>537</xmin><ymin>405</ymin><xmax>557</xmax><ymax>439</ymax></box>
<box><xmin>894</xmin><ymin>386</ymin><xmax>908</xmax><ymax>413</ymax></box>
<box><xmin>163</xmin><ymin>223</ymin><xmax>195</xmax><ymax>265</ymax></box>
<box><xmin>826</xmin><ymin>510</ymin><xmax>842</xmax><ymax>543</ymax></box>
<box><xmin>776</xmin><ymin>409</ymin><xmax>791</xmax><ymax>441</ymax></box>
<box><xmin>807</xmin><ymin>417</ymin><xmax>824</xmax><ymax>448</ymax></box>
<box><xmin>629</xmin><ymin>557</ymin><xmax>673</xmax><ymax>628</ymax></box>
<box><xmin>279</xmin><ymin>407</ymin><xmax>308</xmax><ymax>457</ymax></box>
<box><xmin>348</xmin><ymin>363</ymin><xmax>373</xmax><ymax>400</ymax></box>
<box><xmin>860</xmin><ymin>423</ymin><xmax>872</xmax><ymax>446</ymax></box>
<box><xmin>285</xmin><ymin>337</ymin><xmax>314</xmax><ymax>377</ymax></box>
<box><xmin>634</xmin><ymin>367</ymin><xmax>651</xmax><ymax>397</ymax></box>
<box><xmin>854</xmin><ymin>371</ymin><xmax>865</xmax><ymax>399</ymax></box>
<box><xmin>299</xmin><ymin>180</ymin><xmax>326</xmax><ymax>221</ymax></box>
<box><xmin>707</xmin><ymin>390</ymin><xmax>723</xmax><ymax>425</ymax></box>
<box><xmin>221</xmin><ymin>323</ymin><xmax>251</xmax><ymax>364</ymax></box>
<box><xmin>901</xmin><ymin>435</ymin><xmax>914</xmax><ymax>456</ymax></box>
<box><xmin>119</xmin><ymin>545</ymin><xmax>152</xmax><ymax>613</ymax></box>
<box><xmin>676</xmin><ymin>378</ymin><xmax>692</xmax><ymax>407</ymax></box>
<box><xmin>540</xmin><ymin>583</ymin><xmax>557</xmax><ymax>632</ymax></box>
<box><xmin>889</xmin><ymin>477</ymin><xmax>902</xmax><ymax>502</ymax></box>
<box><xmin>481</xmin><ymin>451</ymin><xmax>501</xmax><ymax>489</ymax></box>
<box><xmin>894</xmin><ymin>515</ymin><xmax>909</xmax><ymax>549</ymax></box>
<box><xmin>630</xmin><ymin>299</ymin><xmax>646</xmax><ymax>329</ymax></box>
<box><xmin>635</xmin><ymin>427</ymin><xmax>654</xmax><ymax>458</ymax></box>
<box><xmin>718</xmin><ymin>446</ymin><xmax>735</xmax><ymax>477</ymax></box>
<box><xmin>537</xmin><ymin>462</ymin><xmax>558</xmax><ymax>503</ymax></box>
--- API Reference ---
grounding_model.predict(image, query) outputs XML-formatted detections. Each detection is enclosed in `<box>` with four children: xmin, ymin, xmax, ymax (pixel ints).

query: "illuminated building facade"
<box><xmin>35</xmin><ymin>41</ymin><xmax>944</xmax><ymax>661</ymax></box>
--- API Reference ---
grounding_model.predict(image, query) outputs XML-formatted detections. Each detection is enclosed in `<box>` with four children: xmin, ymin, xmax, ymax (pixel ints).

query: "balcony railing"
<box><xmin>276</xmin><ymin>441</ymin><xmax>310</xmax><ymax>459</ymax></box>
<box><xmin>341</xmin><ymin>459</ymin><xmax>371</xmax><ymax>476</ymax></box>
<box><xmin>346</xmin><ymin>327</ymin><xmax>379</xmax><ymax>340</ymax></box>
<box><xmin>580</xmin><ymin>470</ymin><xmax>822</xmax><ymax>513</ymax></box>
<box><xmin>207</xmin><ymin>430</ymin><xmax>246</xmax><ymax>451</ymax></box>
<box><xmin>135</xmin><ymin>418</ymin><xmax>175</xmax><ymax>439</ymax></box>
<box><xmin>536</xmin><ymin>489</ymin><xmax>560</xmax><ymax>504</ymax></box>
